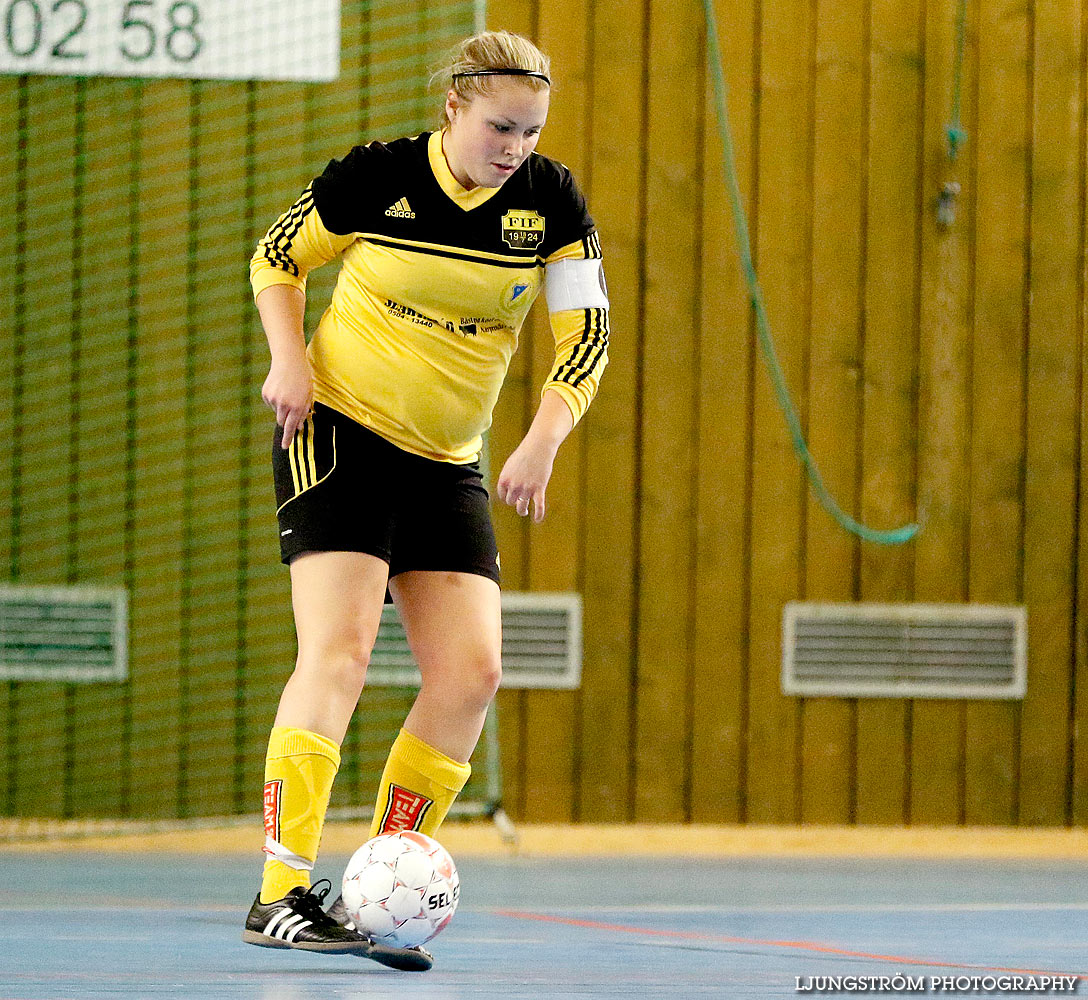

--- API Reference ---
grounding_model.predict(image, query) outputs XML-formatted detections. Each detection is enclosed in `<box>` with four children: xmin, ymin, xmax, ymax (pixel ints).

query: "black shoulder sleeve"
<box><xmin>533</xmin><ymin>156</ymin><xmax>596</xmax><ymax>258</ymax></box>
<box><xmin>310</xmin><ymin>141</ymin><xmax>395</xmax><ymax>236</ymax></box>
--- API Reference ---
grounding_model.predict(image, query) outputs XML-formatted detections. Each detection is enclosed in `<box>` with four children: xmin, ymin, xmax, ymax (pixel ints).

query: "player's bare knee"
<box><xmin>477</xmin><ymin>654</ymin><xmax>503</xmax><ymax>703</ymax></box>
<box><xmin>296</xmin><ymin>644</ymin><xmax>372</xmax><ymax>695</ymax></box>
<box><xmin>457</xmin><ymin>649</ymin><xmax>502</xmax><ymax>709</ymax></box>
<box><xmin>418</xmin><ymin>648</ymin><xmax>500</xmax><ymax>709</ymax></box>
<box><xmin>332</xmin><ymin>647</ymin><xmax>372</xmax><ymax>694</ymax></box>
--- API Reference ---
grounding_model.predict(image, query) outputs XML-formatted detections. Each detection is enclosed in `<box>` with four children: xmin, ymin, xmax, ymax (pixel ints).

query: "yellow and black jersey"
<box><xmin>250</xmin><ymin>130</ymin><xmax>609</xmax><ymax>463</ymax></box>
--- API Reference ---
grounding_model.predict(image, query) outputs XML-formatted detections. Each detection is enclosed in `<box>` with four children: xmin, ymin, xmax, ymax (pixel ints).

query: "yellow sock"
<box><xmin>260</xmin><ymin>726</ymin><xmax>341</xmax><ymax>904</ymax></box>
<box><xmin>369</xmin><ymin>728</ymin><xmax>472</xmax><ymax>839</ymax></box>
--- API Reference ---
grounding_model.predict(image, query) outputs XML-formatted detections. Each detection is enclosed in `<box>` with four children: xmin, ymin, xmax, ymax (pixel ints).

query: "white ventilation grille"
<box><xmin>0</xmin><ymin>584</ymin><xmax>128</xmax><ymax>683</ymax></box>
<box><xmin>782</xmin><ymin>602</ymin><xmax>1026</xmax><ymax>700</ymax></box>
<box><xmin>368</xmin><ymin>591</ymin><xmax>582</xmax><ymax>690</ymax></box>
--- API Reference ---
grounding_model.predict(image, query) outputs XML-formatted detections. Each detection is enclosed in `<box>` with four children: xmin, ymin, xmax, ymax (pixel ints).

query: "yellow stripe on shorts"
<box><xmin>288</xmin><ymin>426</ymin><xmax>303</xmax><ymax>495</ymax></box>
<box><xmin>305</xmin><ymin>419</ymin><xmax>317</xmax><ymax>488</ymax></box>
<box><xmin>294</xmin><ymin>417</ymin><xmax>317</xmax><ymax>491</ymax></box>
<box><xmin>276</xmin><ymin>424</ymin><xmax>337</xmax><ymax>516</ymax></box>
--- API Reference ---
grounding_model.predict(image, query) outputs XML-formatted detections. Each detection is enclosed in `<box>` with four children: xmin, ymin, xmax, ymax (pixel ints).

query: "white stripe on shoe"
<box><xmin>264</xmin><ymin>908</ymin><xmax>295</xmax><ymax>937</ymax></box>
<box><xmin>275</xmin><ymin>915</ymin><xmax>305</xmax><ymax>940</ymax></box>
<box><xmin>284</xmin><ymin>919</ymin><xmax>312</xmax><ymax>942</ymax></box>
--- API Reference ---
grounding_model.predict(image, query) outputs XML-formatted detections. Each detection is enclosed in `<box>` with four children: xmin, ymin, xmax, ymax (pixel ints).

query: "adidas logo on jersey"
<box><xmin>384</xmin><ymin>197</ymin><xmax>415</xmax><ymax>219</ymax></box>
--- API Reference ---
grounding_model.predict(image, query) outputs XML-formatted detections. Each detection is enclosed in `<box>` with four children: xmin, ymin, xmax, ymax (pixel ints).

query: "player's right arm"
<box><xmin>250</xmin><ymin>181</ymin><xmax>357</xmax><ymax>447</ymax></box>
<box><xmin>257</xmin><ymin>284</ymin><xmax>311</xmax><ymax>448</ymax></box>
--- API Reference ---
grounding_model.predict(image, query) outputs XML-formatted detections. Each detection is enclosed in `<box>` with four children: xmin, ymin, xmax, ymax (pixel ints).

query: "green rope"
<box><xmin>946</xmin><ymin>0</ymin><xmax>969</xmax><ymax>160</ymax></box>
<box><xmin>701</xmin><ymin>0</ymin><xmax>918</xmax><ymax>545</ymax></box>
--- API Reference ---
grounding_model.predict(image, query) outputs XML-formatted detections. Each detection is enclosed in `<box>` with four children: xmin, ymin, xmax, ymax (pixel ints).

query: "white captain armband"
<box><xmin>545</xmin><ymin>257</ymin><xmax>609</xmax><ymax>312</ymax></box>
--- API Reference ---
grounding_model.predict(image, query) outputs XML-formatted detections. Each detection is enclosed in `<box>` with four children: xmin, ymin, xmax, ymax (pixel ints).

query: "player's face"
<box><xmin>443</xmin><ymin>79</ymin><xmax>549</xmax><ymax>190</ymax></box>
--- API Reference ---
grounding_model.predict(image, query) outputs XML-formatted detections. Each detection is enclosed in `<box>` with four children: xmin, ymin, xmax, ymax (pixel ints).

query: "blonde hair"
<box><xmin>432</xmin><ymin>30</ymin><xmax>551</xmax><ymax>123</ymax></box>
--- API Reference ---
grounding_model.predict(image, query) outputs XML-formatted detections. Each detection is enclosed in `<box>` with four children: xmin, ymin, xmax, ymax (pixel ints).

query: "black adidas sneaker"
<box><xmin>327</xmin><ymin>893</ymin><xmax>435</xmax><ymax>972</ymax></box>
<box><xmin>243</xmin><ymin>880</ymin><xmax>370</xmax><ymax>954</ymax></box>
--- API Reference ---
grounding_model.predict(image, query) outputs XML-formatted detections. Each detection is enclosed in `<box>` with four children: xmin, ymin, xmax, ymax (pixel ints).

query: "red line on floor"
<box><xmin>494</xmin><ymin>909</ymin><xmax>1088</xmax><ymax>981</ymax></box>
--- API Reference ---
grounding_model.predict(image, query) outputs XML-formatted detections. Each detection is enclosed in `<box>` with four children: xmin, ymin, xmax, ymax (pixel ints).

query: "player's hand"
<box><xmin>497</xmin><ymin>437</ymin><xmax>557</xmax><ymax>523</ymax></box>
<box><xmin>262</xmin><ymin>356</ymin><xmax>314</xmax><ymax>449</ymax></box>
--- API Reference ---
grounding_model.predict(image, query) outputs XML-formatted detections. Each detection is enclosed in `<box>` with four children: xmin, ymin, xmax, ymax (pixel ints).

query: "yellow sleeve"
<box><xmin>249</xmin><ymin>184</ymin><xmax>356</xmax><ymax>299</ymax></box>
<box><xmin>541</xmin><ymin>236</ymin><xmax>610</xmax><ymax>426</ymax></box>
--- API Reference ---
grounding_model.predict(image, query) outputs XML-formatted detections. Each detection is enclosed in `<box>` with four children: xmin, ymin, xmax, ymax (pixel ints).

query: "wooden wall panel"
<box><xmin>1020</xmin><ymin>0</ymin><xmax>1083</xmax><ymax>825</ymax></box>
<box><xmin>494</xmin><ymin>0</ymin><xmax>1088</xmax><ymax>827</ymax></box>
<box><xmin>0</xmin><ymin>78</ymin><xmax>16</xmax><ymax>579</ymax></box>
<box><xmin>184</xmin><ymin>82</ymin><xmax>250</xmax><ymax>818</ymax></box>
<box><xmin>691</xmin><ymin>0</ymin><xmax>755</xmax><ymax>824</ymax></box>
<box><xmin>634</xmin><ymin>0</ymin><xmax>703</xmax><ymax>822</ymax></box>
<box><xmin>1075</xmin><ymin>0</ymin><xmax>1088</xmax><ymax>826</ymax></box>
<box><xmin>854</xmin><ymin>0</ymin><xmax>926</xmax><ymax>824</ymax></box>
<box><xmin>66</xmin><ymin>79</ymin><xmax>138</xmax><ymax>818</ymax></box>
<box><xmin>129</xmin><ymin>81</ymin><xmax>190</xmax><ymax>818</ymax></box>
<box><xmin>14</xmin><ymin>79</ymin><xmax>78</xmax><ymax>817</ymax></box>
<box><xmin>0</xmin><ymin>78</ymin><xmax>18</xmax><ymax>813</ymax></box>
<box><xmin>800</xmin><ymin>0</ymin><xmax>867</xmax><ymax>825</ymax></box>
<box><xmin>576</xmin><ymin>0</ymin><xmax>643</xmax><ymax>823</ymax></box>
<box><xmin>964</xmin><ymin>0</ymin><xmax>1028</xmax><ymax>825</ymax></box>
<box><xmin>744</xmin><ymin>0</ymin><xmax>811</xmax><ymax>823</ymax></box>
<box><xmin>912</xmin><ymin>0</ymin><xmax>971</xmax><ymax>824</ymax></box>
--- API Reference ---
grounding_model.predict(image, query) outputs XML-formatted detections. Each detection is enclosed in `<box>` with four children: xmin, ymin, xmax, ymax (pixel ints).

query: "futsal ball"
<box><xmin>341</xmin><ymin>831</ymin><xmax>459</xmax><ymax>948</ymax></box>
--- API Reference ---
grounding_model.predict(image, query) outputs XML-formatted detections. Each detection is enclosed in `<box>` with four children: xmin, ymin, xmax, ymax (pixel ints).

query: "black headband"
<box><xmin>453</xmin><ymin>68</ymin><xmax>551</xmax><ymax>85</ymax></box>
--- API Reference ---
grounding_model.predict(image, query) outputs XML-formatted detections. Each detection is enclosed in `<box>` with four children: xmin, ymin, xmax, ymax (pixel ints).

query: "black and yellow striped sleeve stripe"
<box><xmin>250</xmin><ymin>185</ymin><xmax>357</xmax><ymax>299</ymax></box>
<box><xmin>552</xmin><ymin>307</ymin><xmax>609</xmax><ymax>388</ymax></box>
<box><xmin>581</xmin><ymin>230</ymin><xmax>603</xmax><ymax>261</ymax></box>
<box><xmin>543</xmin><ymin>307</ymin><xmax>609</xmax><ymax>424</ymax></box>
<box><xmin>260</xmin><ymin>186</ymin><xmax>315</xmax><ymax>277</ymax></box>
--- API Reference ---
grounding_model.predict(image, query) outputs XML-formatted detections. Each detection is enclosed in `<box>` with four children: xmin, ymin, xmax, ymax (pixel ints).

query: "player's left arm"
<box><xmin>496</xmin><ymin>236</ymin><xmax>610</xmax><ymax>523</ymax></box>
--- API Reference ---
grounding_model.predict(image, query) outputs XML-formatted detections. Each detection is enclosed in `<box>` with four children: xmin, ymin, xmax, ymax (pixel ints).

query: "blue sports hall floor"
<box><xmin>1</xmin><ymin>825</ymin><xmax>1086</xmax><ymax>998</ymax></box>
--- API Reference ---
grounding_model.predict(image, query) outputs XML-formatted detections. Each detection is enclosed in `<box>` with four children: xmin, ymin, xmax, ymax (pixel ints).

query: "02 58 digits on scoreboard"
<box><xmin>1</xmin><ymin>0</ymin><xmax>340</xmax><ymax>82</ymax></box>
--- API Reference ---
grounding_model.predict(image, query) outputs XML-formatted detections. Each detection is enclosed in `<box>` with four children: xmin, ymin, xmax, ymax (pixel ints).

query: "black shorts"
<box><xmin>272</xmin><ymin>402</ymin><xmax>500</xmax><ymax>586</ymax></box>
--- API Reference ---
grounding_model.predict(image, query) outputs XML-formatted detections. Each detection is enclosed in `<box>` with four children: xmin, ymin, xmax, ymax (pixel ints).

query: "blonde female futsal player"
<box><xmin>241</xmin><ymin>30</ymin><xmax>610</xmax><ymax>971</ymax></box>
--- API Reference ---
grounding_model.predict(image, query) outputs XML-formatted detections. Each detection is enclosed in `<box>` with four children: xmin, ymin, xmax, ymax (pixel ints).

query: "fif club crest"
<box><xmin>501</xmin><ymin>210</ymin><xmax>545</xmax><ymax>250</ymax></box>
